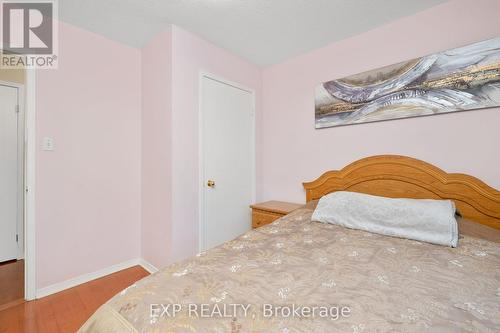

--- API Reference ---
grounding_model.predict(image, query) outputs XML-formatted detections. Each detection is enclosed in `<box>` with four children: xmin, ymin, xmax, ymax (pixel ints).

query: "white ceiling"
<box><xmin>59</xmin><ymin>0</ymin><xmax>446</xmax><ymax>67</ymax></box>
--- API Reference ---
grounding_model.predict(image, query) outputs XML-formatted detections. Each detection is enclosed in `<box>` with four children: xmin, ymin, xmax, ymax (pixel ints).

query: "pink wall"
<box><xmin>170</xmin><ymin>26</ymin><xmax>262</xmax><ymax>261</ymax></box>
<box><xmin>33</xmin><ymin>0</ymin><xmax>500</xmax><ymax>288</ymax></box>
<box><xmin>34</xmin><ymin>23</ymin><xmax>261</xmax><ymax>287</ymax></box>
<box><xmin>36</xmin><ymin>22</ymin><xmax>142</xmax><ymax>288</ymax></box>
<box><xmin>260</xmin><ymin>0</ymin><xmax>500</xmax><ymax>204</ymax></box>
<box><xmin>141</xmin><ymin>29</ymin><xmax>173</xmax><ymax>269</ymax></box>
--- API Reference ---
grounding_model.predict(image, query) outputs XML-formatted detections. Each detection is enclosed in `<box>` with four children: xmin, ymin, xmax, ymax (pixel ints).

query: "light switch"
<box><xmin>42</xmin><ymin>137</ymin><xmax>54</xmax><ymax>151</ymax></box>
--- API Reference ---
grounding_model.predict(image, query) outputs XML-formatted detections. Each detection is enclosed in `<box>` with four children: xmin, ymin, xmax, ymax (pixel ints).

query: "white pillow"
<box><xmin>311</xmin><ymin>191</ymin><xmax>458</xmax><ymax>247</ymax></box>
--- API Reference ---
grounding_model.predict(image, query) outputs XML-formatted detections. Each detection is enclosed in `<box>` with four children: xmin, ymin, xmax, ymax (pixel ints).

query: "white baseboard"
<box><xmin>138</xmin><ymin>258</ymin><xmax>159</xmax><ymax>274</ymax></box>
<box><xmin>36</xmin><ymin>258</ymin><xmax>158</xmax><ymax>299</ymax></box>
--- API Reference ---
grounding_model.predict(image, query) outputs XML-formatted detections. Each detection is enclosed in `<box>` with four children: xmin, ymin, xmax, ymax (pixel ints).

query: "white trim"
<box><xmin>0</xmin><ymin>80</ymin><xmax>23</xmax><ymax>88</ymax></box>
<box><xmin>198</xmin><ymin>73</ymin><xmax>205</xmax><ymax>252</ymax></box>
<box><xmin>36</xmin><ymin>258</ymin><xmax>158</xmax><ymax>299</ymax></box>
<box><xmin>24</xmin><ymin>69</ymin><xmax>36</xmax><ymax>300</ymax></box>
<box><xmin>0</xmin><ymin>80</ymin><xmax>25</xmax><ymax>261</ymax></box>
<box><xmin>138</xmin><ymin>258</ymin><xmax>159</xmax><ymax>274</ymax></box>
<box><xmin>198</xmin><ymin>71</ymin><xmax>256</xmax><ymax>252</ymax></box>
<box><xmin>17</xmin><ymin>83</ymin><xmax>25</xmax><ymax>260</ymax></box>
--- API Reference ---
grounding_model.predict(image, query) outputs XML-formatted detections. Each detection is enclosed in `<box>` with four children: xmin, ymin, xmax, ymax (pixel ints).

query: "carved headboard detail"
<box><xmin>302</xmin><ymin>155</ymin><xmax>500</xmax><ymax>230</ymax></box>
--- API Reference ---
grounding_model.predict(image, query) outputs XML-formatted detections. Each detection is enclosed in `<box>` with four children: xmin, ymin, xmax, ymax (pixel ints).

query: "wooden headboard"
<box><xmin>303</xmin><ymin>155</ymin><xmax>500</xmax><ymax>230</ymax></box>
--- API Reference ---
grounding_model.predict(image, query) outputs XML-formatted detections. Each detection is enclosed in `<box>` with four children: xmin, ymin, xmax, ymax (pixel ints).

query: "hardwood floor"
<box><xmin>0</xmin><ymin>265</ymin><xmax>149</xmax><ymax>333</ymax></box>
<box><xmin>0</xmin><ymin>260</ymin><xmax>24</xmax><ymax>309</ymax></box>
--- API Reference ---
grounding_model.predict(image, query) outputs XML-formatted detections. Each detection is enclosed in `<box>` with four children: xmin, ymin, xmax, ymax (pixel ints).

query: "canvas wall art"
<box><xmin>315</xmin><ymin>37</ymin><xmax>500</xmax><ymax>128</ymax></box>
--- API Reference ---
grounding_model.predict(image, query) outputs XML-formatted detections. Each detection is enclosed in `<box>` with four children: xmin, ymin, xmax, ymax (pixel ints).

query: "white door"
<box><xmin>201</xmin><ymin>75</ymin><xmax>254</xmax><ymax>250</ymax></box>
<box><xmin>0</xmin><ymin>84</ymin><xmax>20</xmax><ymax>262</ymax></box>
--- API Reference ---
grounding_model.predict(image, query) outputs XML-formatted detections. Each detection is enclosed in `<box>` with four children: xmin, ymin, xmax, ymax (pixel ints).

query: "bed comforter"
<box><xmin>79</xmin><ymin>209</ymin><xmax>500</xmax><ymax>332</ymax></box>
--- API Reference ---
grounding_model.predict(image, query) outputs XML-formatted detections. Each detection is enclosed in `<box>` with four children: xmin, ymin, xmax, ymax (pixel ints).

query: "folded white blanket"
<box><xmin>311</xmin><ymin>191</ymin><xmax>458</xmax><ymax>247</ymax></box>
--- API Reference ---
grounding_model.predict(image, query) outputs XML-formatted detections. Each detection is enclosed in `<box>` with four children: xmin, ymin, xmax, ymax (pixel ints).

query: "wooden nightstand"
<box><xmin>250</xmin><ymin>201</ymin><xmax>303</xmax><ymax>229</ymax></box>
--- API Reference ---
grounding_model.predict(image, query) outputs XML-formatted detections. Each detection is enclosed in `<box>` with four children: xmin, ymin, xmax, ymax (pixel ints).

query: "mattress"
<box><xmin>79</xmin><ymin>209</ymin><xmax>500</xmax><ymax>332</ymax></box>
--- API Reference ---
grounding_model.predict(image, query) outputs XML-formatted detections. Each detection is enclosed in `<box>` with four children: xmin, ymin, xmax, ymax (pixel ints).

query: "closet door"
<box><xmin>200</xmin><ymin>75</ymin><xmax>255</xmax><ymax>250</ymax></box>
<box><xmin>0</xmin><ymin>85</ymin><xmax>20</xmax><ymax>262</ymax></box>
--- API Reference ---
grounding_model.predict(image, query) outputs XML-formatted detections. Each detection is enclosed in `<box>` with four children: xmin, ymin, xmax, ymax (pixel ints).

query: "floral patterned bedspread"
<box><xmin>79</xmin><ymin>209</ymin><xmax>500</xmax><ymax>333</ymax></box>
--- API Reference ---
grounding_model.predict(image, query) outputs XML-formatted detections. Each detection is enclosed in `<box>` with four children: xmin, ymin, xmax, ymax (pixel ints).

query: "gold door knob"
<box><xmin>207</xmin><ymin>180</ymin><xmax>216</xmax><ymax>188</ymax></box>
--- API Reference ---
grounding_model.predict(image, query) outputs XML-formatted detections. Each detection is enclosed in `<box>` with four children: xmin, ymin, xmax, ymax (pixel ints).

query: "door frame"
<box><xmin>24</xmin><ymin>68</ymin><xmax>36</xmax><ymax>300</ymax></box>
<box><xmin>0</xmin><ymin>69</ymin><xmax>36</xmax><ymax>300</ymax></box>
<box><xmin>198</xmin><ymin>72</ymin><xmax>256</xmax><ymax>252</ymax></box>
<box><xmin>0</xmin><ymin>80</ymin><xmax>24</xmax><ymax>261</ymax></box>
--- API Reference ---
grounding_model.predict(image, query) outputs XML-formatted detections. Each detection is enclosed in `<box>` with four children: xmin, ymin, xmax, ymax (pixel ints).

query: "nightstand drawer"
<box><xmin>250</xmin><ymin>201</ymin><xmax>303</xmax><ymax>229</ymax></box>
<box><xmin>252</xmin><ymin>209</ymin><xmax>284</xmax><ymax>228</ymax></box>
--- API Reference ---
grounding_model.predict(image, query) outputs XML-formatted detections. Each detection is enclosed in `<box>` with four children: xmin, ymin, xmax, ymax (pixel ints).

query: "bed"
<box><xmin>79</xmin><ymin>155</ymin><xmax>500</xmax><ymax>332</ymax></box>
